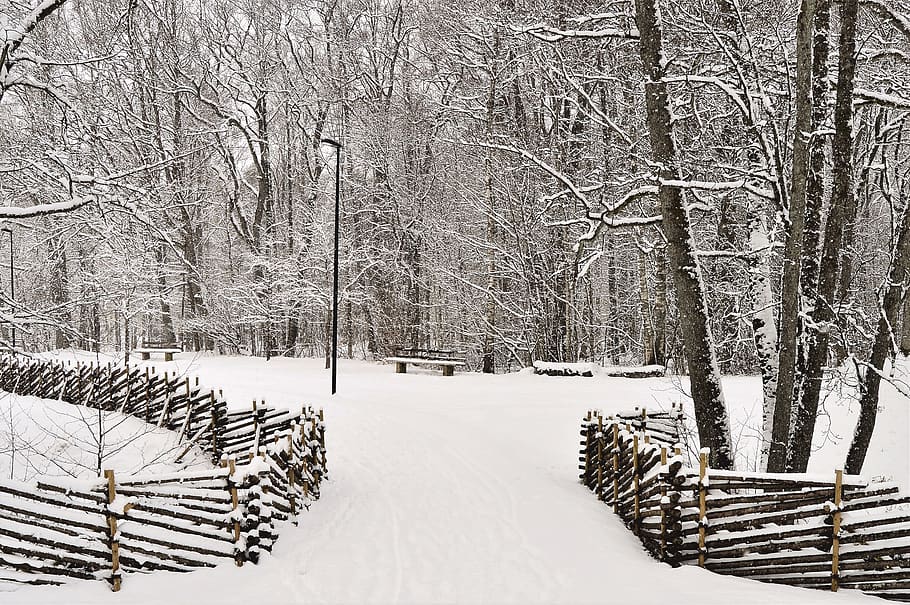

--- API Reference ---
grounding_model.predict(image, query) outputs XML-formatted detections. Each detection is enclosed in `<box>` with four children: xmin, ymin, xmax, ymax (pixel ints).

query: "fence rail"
<box><xmin>0</xmin><ymin>354</ymin><xmax>327</xmax><ymax>591</ymax></box>
<box><xmin>579</xmin><ymin>409</ymin><xmax>910</xmax><ymax>602</ymax></box>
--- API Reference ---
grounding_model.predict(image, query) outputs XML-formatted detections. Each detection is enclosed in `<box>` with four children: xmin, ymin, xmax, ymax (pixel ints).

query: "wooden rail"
<box><xmin>0</xmin><ymin>354</ymin><xmax>327</xmax><ymax>591</ymax></box>
<box><xmin>579</xmin><ymin>409</ymin><xmax>910</xmax><ymax>602</ymax></box>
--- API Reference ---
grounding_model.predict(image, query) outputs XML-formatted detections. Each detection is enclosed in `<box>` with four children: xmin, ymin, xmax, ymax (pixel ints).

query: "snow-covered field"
<box><xmin>6</xmin><ymin>352</ymin><xmax>905</xmax><ymax>604</ymax></box>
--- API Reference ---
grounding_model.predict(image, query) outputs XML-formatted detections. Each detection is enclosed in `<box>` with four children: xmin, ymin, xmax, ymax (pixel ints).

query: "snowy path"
<box><xmin>10</xmin><ymin>356</ymin><xmax>880</xmax><ymax>604</ymax></box>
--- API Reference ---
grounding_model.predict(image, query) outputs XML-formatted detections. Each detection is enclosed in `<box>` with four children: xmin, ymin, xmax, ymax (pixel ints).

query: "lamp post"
<box><xmin>321</xmin><ymin>137</ymin><xmax>342</xmax><ymax>395</ymax></box>
<box><xmin>1</xmin><ymin>227</ymin><xmax>13</xmax><ymax>349</ymax></box>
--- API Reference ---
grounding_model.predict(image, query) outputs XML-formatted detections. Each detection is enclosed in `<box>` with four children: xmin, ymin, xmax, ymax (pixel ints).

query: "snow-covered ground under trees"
<box><xmin>6</xmin><ymin>352</ymin><xmax>907</xmax><ymax>604</ymax></box>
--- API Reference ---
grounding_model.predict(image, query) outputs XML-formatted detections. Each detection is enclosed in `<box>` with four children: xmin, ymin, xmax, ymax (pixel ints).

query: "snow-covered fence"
<box><xmin>579</xmin><ymin>410</ymin><xmax>910</xmax><ymax>601</ymax></box>
<box><xmin>0</xmin><ymin>354</ymin><xmax>327</xmax><ymax>590</ymax></box>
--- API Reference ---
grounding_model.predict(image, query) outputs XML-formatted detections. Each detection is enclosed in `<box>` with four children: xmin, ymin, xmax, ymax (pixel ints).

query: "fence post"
<box><xmin>831</xmin><ymin>468</ymin><xmax>843</xmax><ymax>592</ymax></box>
<box><xmin>318</xmin><ymin>408</ymin><xmax>327</xmax><ymax>472</ymax></box>
<box><xmin>660</xmin><ymin>446</ymin><xmax>668</xmax><ymax>559</ymax></box>
<box><xmin>287</xmin><ymin>433</ymin><xmax>298</xmax><ymax>522</ymax></box>
<box><xmin>633</xmin><ymin>433</ymin><xmax>640</xmax><ymax>534</ymax></box>
<box><xmin>300</xmin><ymin>421</ymin><xmax>310</xmax><ymax>501</ymax></box>
<box><xmin>661</xmin><ymin>450</ymin><xmax>684</xmax><ymax>567</ymax></box>
<box><xmin>698</xmin><ymin>449</ymin><xmax>709</xmax><ymax>568</ymax></box>
<box><xmin>612</xmin><ymin>423</ymin><xmax>620</xmax><ymax>514</ymax></box>
<box><xmin>105</xmin><ymin>367</ymin><xmax>114</xmax><ymax>410</ymax></box>
<box><xmin>177</xmin><ymin>378</ymin><xmax>194</xmax><ymax>442</ymax></box>
<box><xmin>580</xmin><ymin>411</ymin><xmax>592</xmax><ymax>486</ymax></box>
<box><xmin>596</xmin><ymin>414</ymin><xmax>604</xmax><ymax>500</ymax></box>
<box><xmin>225</xmin><ymin>457</ymin><xmax>243</xmax><ymax>567</ymax></box>
<box><xmin>310</xmin><ymin>416</ymin><xmax>322</xmax><ymax>490</ymax></box>
<box><xmin>209</xmin><ymin>392</ymin><xmax>218</xmax><ymax>462</ymax></box>
<box><xmin>103</xmin><ymin>469</ymin><xmax>121</xmax><ymax>592</ymax></box>
<box><xmin>252</xmin><ymin>400</ymin><xmax>261</xmax><ymax>454</ymax></box>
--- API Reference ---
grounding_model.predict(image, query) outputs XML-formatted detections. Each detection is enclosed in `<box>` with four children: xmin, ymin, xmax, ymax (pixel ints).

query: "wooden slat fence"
<box><xmin>579</xmin><ymin>409</ymin><xmax>910</xmax><ymax>602</ymax></box>
<box><xmin>0</xmin><ymin>354</ymin><xmax>327</xmax><ymax>591</ymax></box>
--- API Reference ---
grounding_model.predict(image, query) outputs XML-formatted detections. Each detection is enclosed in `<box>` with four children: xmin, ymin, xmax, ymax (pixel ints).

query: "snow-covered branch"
<box><xmin>0</xmin><ymin>197</ymin><xmax>92</xmax><ymax>218</ymax></box>
<box><xmin>663</xmin><ymin>75</ymin><xmax>749</xmax><ymax>117</ymax></box>
<box><xmin>660</xmin><ymin>178</ymin><xmax>775</xmax><ymax>200</ymax></box>
<box><xmin>0</xmin><ymin>0</ymin><xmax>69</xmax><ymax>100</ymax></box>
<box><xmin>458</xmin><ymin>139</ymin><xmax>594</xmax><ymax>207</ymax></box>
<box><xmin>860</xmin><ymin>0</ymin><xmax>910</xmax><ymax>40</ymax></box>
<box><xmin>854</xmin><ymin>88</ymin><xmax>910</xmax><ymax>110</ymax></box>
<box><xmin>512</xmin><ymin>23</ymin><xmax>639</xmax><ymax>42</ymax></box>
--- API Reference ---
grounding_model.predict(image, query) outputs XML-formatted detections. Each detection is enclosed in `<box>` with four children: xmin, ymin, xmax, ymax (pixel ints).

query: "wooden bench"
<box><xmin>385</xmin><ymin>347</ymin><xmax>467</xmax><ymax>377</ymax></box>
<box><xmin>134</xmin><ymin>341</ymin><xmax>182</xmax><ymax>362</ymax></box>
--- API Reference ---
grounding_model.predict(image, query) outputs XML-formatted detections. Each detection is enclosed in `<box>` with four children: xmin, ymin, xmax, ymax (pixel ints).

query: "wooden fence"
<box><xmin>0</xmin><ymin>354</ymin><xmax>327</xmax><ymax>590</ymax></box>
<box><xmin>579</xmin><ymin>408</ymin><xmax>910</xmax><ymax>602</ymax></box>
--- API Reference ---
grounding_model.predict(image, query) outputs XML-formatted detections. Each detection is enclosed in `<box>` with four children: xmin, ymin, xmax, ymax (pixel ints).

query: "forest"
<box><xmin>0</xmin><ymin>0</ymin><xmax>908</xmax><ymax>474</ymax></box>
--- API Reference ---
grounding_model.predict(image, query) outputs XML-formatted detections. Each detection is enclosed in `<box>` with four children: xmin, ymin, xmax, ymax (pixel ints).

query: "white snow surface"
<box><xmin>9</xmin><ymin>352</ymin><xmax>901</xmax><ymax>604</ymax></box>
<box><xmin>0</xmin><ymin>392</ymin><xmax>209</xmax><ymax>481</ymax></box>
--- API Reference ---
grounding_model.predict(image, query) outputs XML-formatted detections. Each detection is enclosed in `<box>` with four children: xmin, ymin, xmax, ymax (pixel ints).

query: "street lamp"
<box><xmin>1</xmin><ymin>227</ymin><xmax>13</xmax><ymax>349</ymax></box>
<box><xmin>321</xmin><ymin>137</ymin><xmax>342</xmax><ymax>395</ymax></box>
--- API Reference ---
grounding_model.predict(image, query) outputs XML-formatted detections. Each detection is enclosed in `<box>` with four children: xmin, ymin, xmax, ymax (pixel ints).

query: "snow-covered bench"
<box><xmin>385</xmin><ymin>347</ymin><xmax>467</xmax><ymax>377</ymax></box>
<box><xmin>134</xmin><ymin>341</ymin><xmax>182</xmax><ymax>362</ymax></box>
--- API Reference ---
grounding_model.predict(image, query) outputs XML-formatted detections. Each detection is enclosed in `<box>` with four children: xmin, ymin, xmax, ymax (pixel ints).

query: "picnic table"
<box><xmin>134</xmin><ymin>341</ymin><xmax>182</xmax><ymax>362</ymax></box>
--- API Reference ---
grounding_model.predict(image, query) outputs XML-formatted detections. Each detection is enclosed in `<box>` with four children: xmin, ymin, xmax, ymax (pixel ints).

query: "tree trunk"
<box><xmin>768</xmin><ymin>0</ymin><xmax>816</xmax><ymax>472</ymax></box>
<box><xmin>48</xmin><ymin>232</ymin><xmax>70</xmax><ymax>349</ymax></box>
<box><xmin>634</xmin><ymin>0</ymin><xmax>733</xmax><ymax>469</ymax></box>
<box><xmin>653</xmin><ymin>248</ymin><xmax>667</xmax><ymax>366</ymax></box>
<box><xmin>788</xmin><ymin>0</ymin><xmax>858</xmax><ymax>472</ymax></box>
<box><xmin>639</xmin><ymin>247</ymin><xmax>655</xmax><ymax>365</ymax></box>
<box><xmin>845</xmin><ymin>192</ymin><xmax>910</xmax><ymax>473</ymax></box>
<box><xmin>901</xmin><ymin>296</ymin><xmax>910</xmax><ymax>356</ymax></box>
<box><xmin>800</xmin><ymin>0</ymin><xmax>830</xmax><ymax>307</ymax></box>
<box><xmin>747</xmin><ymin>212</ymin><xmax>779</xmax><ymax>469</ymax></box>
<box><xmin>607</xmin><ymin>247</ymin><xmax>620</xmax><ymax>364</ymax></box>
<box><xmin>155</xmin><ymin>245</ymin><xmax>176</xmax><ymax>344</ymax></box>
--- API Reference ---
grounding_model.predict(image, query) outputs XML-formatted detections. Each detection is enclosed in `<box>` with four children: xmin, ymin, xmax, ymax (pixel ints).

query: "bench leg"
<box><xmin>164</xmin><ymin>352</ymin><xmax>173</xmax><ymax>362</ymax></box>
<box><xmin>395</xmin><ymin>362</ymin><xmax>407</xmax><ymax>374</ymax></box>
<box><xmin>141</xmin><ymin>352</ymin><xmax>150</xmax><ymax>361</ymax></box>
<box><xmin>443</xmin><ymin>365</ymin><xmax>454</xmax><ymax>377</ymax></box>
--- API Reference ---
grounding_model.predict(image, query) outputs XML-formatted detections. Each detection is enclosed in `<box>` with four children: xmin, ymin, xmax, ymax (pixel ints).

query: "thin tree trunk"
<box><xmin>639</xmin><ymin>247</ymin><xmax>655</xmax><ymax>365</ymax></box>
<box><xmin>48</xmin><ymin>231</ymin><xmax>70</xmax><ymax>349</ymax></box>
<box><xmin>155</xmin><ymin>245</ymin><xmax>176</xmax><ymax>344</ymax></box>
<box><xmin>607</xmin><ymin>247</ymin><xmax>620</xmax><ymax>364</ymax></box>
<box><xmin>747</xmin><ymin>212</ymin><xmax>779</xmax><ymax>469</ymax></box>
<box><xmin>846</xmin><ymin>200</ymin><xmax>910</xmax><ymax>473</ymax></box>
<box><xmin>653</xmin><ymin>248</ymin><xmax>667</xmax><ymax>366</ymax></box>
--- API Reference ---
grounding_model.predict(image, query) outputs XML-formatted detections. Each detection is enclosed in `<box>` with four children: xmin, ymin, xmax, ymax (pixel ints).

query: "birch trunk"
<box><xmin>747</xmin><ymin>213</ymin><xmax>779</xmax><ymax>469</ymax></box>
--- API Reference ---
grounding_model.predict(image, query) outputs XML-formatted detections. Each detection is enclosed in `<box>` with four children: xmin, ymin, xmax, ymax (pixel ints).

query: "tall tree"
<box><xmin>634</xmin><ymin>0</ymin><xmax>733</xmax><ymax>468</ymax></box>
<box><xmin>768</xmin><ymin>0</ymin><xmax>816</xmax><ymax>473</ymax></box>
<box><xmin>788</xmin><ymin>0</ymin><xmax>859</xmax><ymax>472</ymax></box>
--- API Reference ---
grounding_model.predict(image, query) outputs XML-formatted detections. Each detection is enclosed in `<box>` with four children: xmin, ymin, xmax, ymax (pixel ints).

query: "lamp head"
<box><xmin>320</xmin><ymin>137</ymin><xmax>342</xmax><ymax>149</ymax></box>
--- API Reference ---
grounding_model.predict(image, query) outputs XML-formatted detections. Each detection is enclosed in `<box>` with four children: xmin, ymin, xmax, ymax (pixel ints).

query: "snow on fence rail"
<box><xmin>0</xmin><ymin>354</ymin><xmax>327</xmax><ymax>591</ymax></box>
<box><xmin>579</xmin><ymin>409</ymin><xmax>910</xmax><ymax>602</ymax></box>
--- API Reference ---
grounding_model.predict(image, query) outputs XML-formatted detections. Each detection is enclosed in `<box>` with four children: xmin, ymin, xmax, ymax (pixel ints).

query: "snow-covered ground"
<box><xmin>0</xmin><ymin>392</ymin><xmax>209</xmax><ymax>481</ymax></box>
<box><xmin>8</xmin><ymin>352</ymin><xmax>904</xmax><ymax>604</ymax></box>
